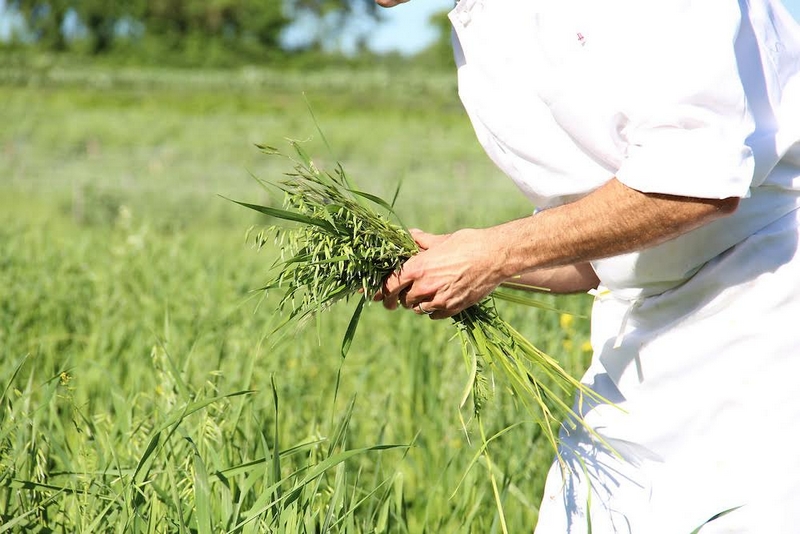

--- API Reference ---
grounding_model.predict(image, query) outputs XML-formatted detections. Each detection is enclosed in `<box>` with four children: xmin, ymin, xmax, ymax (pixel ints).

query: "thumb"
<box><xmin>409</xmin><ymin>228</ymin><xmax>449</xmax><ymax>251</ymax></box>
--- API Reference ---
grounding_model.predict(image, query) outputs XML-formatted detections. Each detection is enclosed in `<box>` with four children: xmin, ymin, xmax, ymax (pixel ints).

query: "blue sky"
<box><xmin>367</xmin><ymin>0</ymin><xmax>455</xmax><ymax>55</ymax></box>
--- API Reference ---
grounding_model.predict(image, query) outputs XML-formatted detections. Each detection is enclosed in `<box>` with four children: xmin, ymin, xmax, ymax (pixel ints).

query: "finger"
<box><xmin>381</xmin><ymin>271</ymin><xmax>411</xmax><ymax>310</ymax></box>
<box><xmin>419</xmin><ymin>305</ymin><xmax>455</xmax><ymax>321</ymax></box>
<box><xmin>398</xmin><ymin>288</ymin><xmax>411</xmax><ymax>309</ymax></box>
<box><xmin>399</xmin><ymin>282</ymin><xmax>437</xmax><ymax>310</ymax></box>
<box><xmin>427</xmin><ymin>301</ymin><xmax>457</xmax><ymax>320</ymax></box>
<box><xmin>412</xmin><ymin>301</ymin><xmax>435</xmax><ymax>316</ymax></box>
<box><xmin>409</xmin><ymin>229</ymin><xmax>448</xmax><ymax>251</ymax></box>
<box><xmin>383</xmin><ymin>292</ymin><xmax>399</xmax><ymax>310</ymax></box>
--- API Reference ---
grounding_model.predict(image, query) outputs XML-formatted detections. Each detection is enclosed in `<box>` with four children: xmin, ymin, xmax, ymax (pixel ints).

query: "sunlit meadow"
<box><xmin>0</xmin><ymin>58</ymin><xmax>593</xmax><ymax>532</ymax></box>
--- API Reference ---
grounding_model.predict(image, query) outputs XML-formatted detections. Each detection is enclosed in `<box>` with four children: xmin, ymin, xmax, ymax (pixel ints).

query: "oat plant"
<box><xmin>229</xmin><ymin>139</ymin><xmax>609</xmax><ymax>466</ymax></box>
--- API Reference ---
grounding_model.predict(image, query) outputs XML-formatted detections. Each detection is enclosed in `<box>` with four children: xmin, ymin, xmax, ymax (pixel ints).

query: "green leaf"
<box><xmin>132</xmin><ymin>391</ymin><xmax>254</xmax><ymax>487</ymax></box>
<box><xmin>321</xmin><ymin>463</ymin><xmax>347</xmax><ymax>532</ymax></box>
<box><xmin>341</xmin><ymin>298</ymin><xmax>366</xmax><ymax>359</ymax></box>
<box><xmin>213</xmin><ymin>439</ymin><xmax>325</xmax><ymax>479</ymax></box>
<box><xmin>347</xmin><ymin>189</ymin><xmax>395</xmax><ymax>212</ymax></box>
<box><xmin>282</xmin><ymin>444</ymin><xmax>409</xmax><ymax>508</ymax></box>
<box><xmin>690</xmin><ymin>506</ymin><xmax>744</xmax><ymax>534</ymax></box>
<box><xmin>270</xmin><ymin>376</ymin><xmax>283</xmax><ymax>505</ymax></box>
<box><xmin>0</xmin><ymin>485</ymin><xmax>68</xmax><ymax>533</ymax></box>
<box><xmin>236</xmin><ymin>444</ymin><xmax>410</xmax><ymax>528</ymax></box>
<box><xmin>188</xmin><ymin>438</ymin><xmax>212</xmax><ymax>534</ymax></box>
<box><xmin>304</xmin><ymin>92</ymin><xmax>346</xmax><ymax>184</ymax></box>
<box><xmin>223</xmin><ymin>196</ymin><xmax>336</xmax><ymax>233</ymax></box>
<box><xmin>390</xmin><ymin>177</ymin><xmax>403</xmax><ymax>210</ymax></box>
<box><xmin>335</xmin><ymin>162</ymin><xmax>357</xmax><ymax>191</ymax></box>
<box><xmin>491</xmin><ymin>288</ymin><xmax>588</xmax><ymax>318</ymax></box>
<box><xmin>1</xmin><ymin>353</ymin><xmax>29</xmax><ymax>405</ymax></box>
<box><xmin>289</xmin><ymin>140</ymin><xmax>315</xmax><ymax>171</ymax></box>
<box><xmin>281</xmin><ymin>253</ymin><xmax>314</xmax><ymax>266</ymax></box>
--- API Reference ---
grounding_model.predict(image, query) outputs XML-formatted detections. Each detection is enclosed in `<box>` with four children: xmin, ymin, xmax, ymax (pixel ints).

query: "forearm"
<box><xmin>379</xmin><ymin>178</ymin><xmax>738</xmax><ymax>319</ymax></box>
<box><xmin>503</xmin><ymin>263</ymin><xmax>599</xmax><ymax>294</ymax></box>
<box><xmin>491</xmin><ymin>178</ymin><xmax>739</xmax><ymax>280</ymax></box>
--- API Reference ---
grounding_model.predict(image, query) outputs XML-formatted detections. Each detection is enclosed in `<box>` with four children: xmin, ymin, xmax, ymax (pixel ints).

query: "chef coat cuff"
<box><xmin>616</xmin><ymin>128</ymin><xmax>755</xmax><ymax>200</ymax></box>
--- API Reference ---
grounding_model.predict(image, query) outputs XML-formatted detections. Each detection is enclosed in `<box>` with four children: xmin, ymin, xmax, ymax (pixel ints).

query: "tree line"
<box><xmin>4</xmin><ymin>0</ymin><xmax>392</xmax><ymax>64</ymax></box>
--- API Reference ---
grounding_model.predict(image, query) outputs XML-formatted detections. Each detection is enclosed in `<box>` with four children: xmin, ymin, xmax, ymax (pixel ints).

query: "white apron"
<box><xmin>448</xmin><ymin>0</ymin><xmax>800</xmax><ymax>532</ymax></box>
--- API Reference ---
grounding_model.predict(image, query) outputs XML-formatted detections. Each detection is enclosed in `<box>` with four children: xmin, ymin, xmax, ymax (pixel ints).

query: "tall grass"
<box><xmin>0</xmin><ymin>63</ymin><xmax>594</xmax><ymax>531</ymax></box>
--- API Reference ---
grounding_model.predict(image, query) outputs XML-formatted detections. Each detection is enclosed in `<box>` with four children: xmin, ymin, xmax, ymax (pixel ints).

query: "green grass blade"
<box><xmin>235</xmin><ymin>445</ymin><xmax>409</xmax><ymax>530</ymax></box>
<box><xmin>478</xmin><ymin>417</ymin><xmax>509</xmax><ymax>534</ymax></box>
<box><xmin>321</xmin><ymin>462</ymin><xmax>346</xmax><ymax>532</ymax></box>
<box><xmin>187</xmin><ymin>438</ymin><xmax>212</xmax><ymax>534</ymax></box>
<box><xmin>690</xmin><ymin>506</ymin><xmax>744</xmax><ymax>534</ymax></box>
<box><xmin>328</xmin><ymin>396</ymin><xmax>357</xmax><ymax>456</ymax></box>
<box><xmin>223</xmin><ymin>197</ymin><xmax>336</xmax><ymax>233</ymax></box>
<box><xmin>491</xmin><ymin>288</ymin><xmax>586</xmax><ymax>317</ymax></box>
<box><xmin>289</xmin><ymin>139</ymin><xmax>314</xmax><ymax>168</ymax></box>
<box><xmin>270</xmin><ymin>376</ymin><xmax>283</xmax><ymax>505</ymax></box>
<box><xmin>390</xmin><ymin>176</ymin><xmax>403</xmax><ymax>210</ymax></box>
<box><xmin>0</xmin><ymin>487</ymin><xmax>68</xmax><ymax>533</ymax></box>
<box><xmin>283</xmin><ymin>445</ymin><xmax>410</xmax><ymax>507</ymax></box>
<box><xmin>0</xmin><ymin>353</ymin><xmax>29</xmax><ymax>404</ymax></box>
<box><xmin>341</xmin><ymin>297</ymin><xmax>366</xmax><ymax>359</ymax></box>
<box><xmin>213</xmin><ymin>439</ymin><xmax>325</xmax><ymax>479</ymax></box>
<box><xmin>449</xmin><ymin>422</ymin><xmax>524</xmax><ymax>500</ymax></box>
<box><xmin>303</xmin><ymin>93</ymin><xmax>341</xmax><ymax>177</ymax></box>
<box><xmin>132</xmin><ymin>391</ymin><xmax>255</xmax><ymax>485</ymax></box>
<box><xmin>346</xmin><ymin>189</ymin><xmax>396</xmax><ymax>213</ymax></box>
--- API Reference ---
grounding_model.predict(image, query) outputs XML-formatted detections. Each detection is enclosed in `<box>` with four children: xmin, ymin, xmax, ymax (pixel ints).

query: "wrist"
<box><xmin>479</xmin><ymin>225</ymin><xmax>523</xmax><ymax>283</ymax></box>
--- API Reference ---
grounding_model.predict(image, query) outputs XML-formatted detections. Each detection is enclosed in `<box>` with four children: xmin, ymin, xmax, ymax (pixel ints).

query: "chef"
<box><xmin>375</xmin><ymin>0</ymin><xmax>800</xmax><ymax>531</ymax></box>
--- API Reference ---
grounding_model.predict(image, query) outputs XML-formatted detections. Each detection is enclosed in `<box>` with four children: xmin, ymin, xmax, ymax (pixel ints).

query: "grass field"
<box><xmin>0</xmin><ymin>57</ymin><xmax>594</xmax><ymax>532</ymax></box>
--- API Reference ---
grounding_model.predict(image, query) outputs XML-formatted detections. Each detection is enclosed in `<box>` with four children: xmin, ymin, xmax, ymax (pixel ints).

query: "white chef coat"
<box><xmin>448</xmin><ymin>0</ymin><xmax>800</xmax><ymax>532</ymax></box>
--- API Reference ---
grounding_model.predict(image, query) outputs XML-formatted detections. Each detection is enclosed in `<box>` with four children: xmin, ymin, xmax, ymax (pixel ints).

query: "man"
<box><xmin>375</xmin><ymin>0</ymin><xmax>800</xmax><ymax>532</ymax></box>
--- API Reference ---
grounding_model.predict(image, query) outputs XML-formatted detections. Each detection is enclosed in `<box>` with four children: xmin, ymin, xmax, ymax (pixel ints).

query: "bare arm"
<box><xmin>404</xmin><ymin>232</ymin><xmax>599</xmax><ymax>294</ymax></box>
<box><xmin>380</xmin><ymin>178</ymin><xmax>739</xmax><ymax>319</ymax></box>
<box><xmin>408</xmin><ymin>231</ymin><xmax>599</xmax><ymax>294</ymax></box>
<box><xmin>503</xmin><ymin>263</ymin><xmax>600</xmax><ymax>294</ymax></box>
<box><xmin>491</xmin><ymin>179</ymin><xmax>739</xmax><ymax>275</ymax></box>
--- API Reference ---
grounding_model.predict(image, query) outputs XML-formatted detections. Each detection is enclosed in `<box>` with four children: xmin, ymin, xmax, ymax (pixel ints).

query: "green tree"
<box><xmin>78</xmin><ymin>0</ymin><xmax>139</xmax><ymax>53</ymax></box>
<box><xmin>411</xmin><ymin>8</ymin><xmax>456</xmax><ymax>70</ymax></box>
<box><xmin>10</xmin><ymin>0</ymin><xmax>378</xmax><ymax>56</ymax></box>
<box><xmin>16</xmin><ymin>0</ymin><xmax>71</xmax><ymax>50</ymax></box>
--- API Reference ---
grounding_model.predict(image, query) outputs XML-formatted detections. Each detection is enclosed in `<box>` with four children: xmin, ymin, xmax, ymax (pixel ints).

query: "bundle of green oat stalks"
<box><xmin>231</xmin><ymin>139</ymin><xmax>608</xmax><ymax>458</ymax></box>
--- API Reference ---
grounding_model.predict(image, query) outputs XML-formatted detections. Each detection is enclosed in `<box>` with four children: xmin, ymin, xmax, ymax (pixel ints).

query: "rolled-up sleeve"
<box><xmin>617</xmin><ymin>114</ymin><xmax>755</xmax><ymax>199</ymax></box>
<box><xmin>612</xmin><ymin>1</ymin><xmax>757</xmax><ymax>199</ymax></box>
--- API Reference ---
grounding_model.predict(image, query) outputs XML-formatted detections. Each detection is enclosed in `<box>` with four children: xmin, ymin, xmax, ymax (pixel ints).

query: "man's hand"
<box><xmin>372</xmin><ymin>178</ymin><xmax>739</xmax><ymax>321</ymax></box>
<box><xmin>376</xmin><ymin>228</ymin><xmax>509</xmax><ymax>319</ymax></box>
